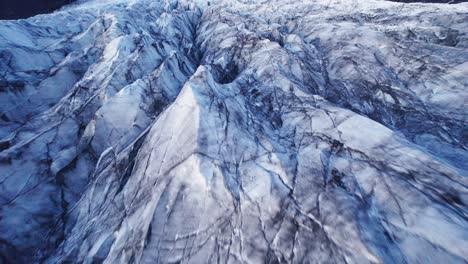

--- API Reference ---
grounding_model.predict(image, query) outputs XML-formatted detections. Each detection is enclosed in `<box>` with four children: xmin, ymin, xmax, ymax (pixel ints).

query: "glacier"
<box><xmin>0</xmin><ymin>0</ymin><xmax>467</xmax><ymax>263</ymax></box>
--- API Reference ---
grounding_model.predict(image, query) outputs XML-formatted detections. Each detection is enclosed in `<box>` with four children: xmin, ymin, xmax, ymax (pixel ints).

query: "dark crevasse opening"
<box><xmin>0</xmin><ymin>0</ymin><xmax>77</xmax><ymax>20</ymax></box>
<box><xmin>210</xmin><ymin>61</ymin><xmax>240</xmax><ymax>84</ymax></box>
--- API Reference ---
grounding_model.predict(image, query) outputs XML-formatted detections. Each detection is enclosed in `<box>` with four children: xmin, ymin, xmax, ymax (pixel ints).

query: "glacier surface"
<box><xmin>0</xmin><ymin>0</ymin><xmax>467</xmax><ymax>263</ymax></box>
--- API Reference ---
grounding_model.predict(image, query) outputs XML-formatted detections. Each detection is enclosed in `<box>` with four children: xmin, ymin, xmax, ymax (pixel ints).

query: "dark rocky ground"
<box><xmin>0</xmin><ymin>0</ymin><xmax>75</xmax><ymax>20</ymax></box>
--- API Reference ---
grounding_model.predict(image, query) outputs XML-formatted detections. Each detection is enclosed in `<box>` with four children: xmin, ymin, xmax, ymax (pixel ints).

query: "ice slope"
<box><xmin>0</xmin><ymin>0</ymin><xmax>467</xmax><ymax>263</ymax></box>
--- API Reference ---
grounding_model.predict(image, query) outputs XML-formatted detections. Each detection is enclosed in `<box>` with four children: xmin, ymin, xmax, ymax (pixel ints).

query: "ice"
<box><xmin>0</xmin><ymin>0</ymin><xmax>467</xmax><ymax>263</ymax></box>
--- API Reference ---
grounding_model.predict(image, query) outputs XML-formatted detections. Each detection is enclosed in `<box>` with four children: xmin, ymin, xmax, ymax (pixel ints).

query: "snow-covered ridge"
<box><xmin>0</xmin><ymin>0</ymin><xmax>467</xmax><ymax>263</ymax></box>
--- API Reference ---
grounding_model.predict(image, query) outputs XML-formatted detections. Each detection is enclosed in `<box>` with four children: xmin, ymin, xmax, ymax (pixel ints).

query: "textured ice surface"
<box><xmin>0</xmin><ymin>0</ymin><xmax>467</xmax><ymax>263</ymax></box>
